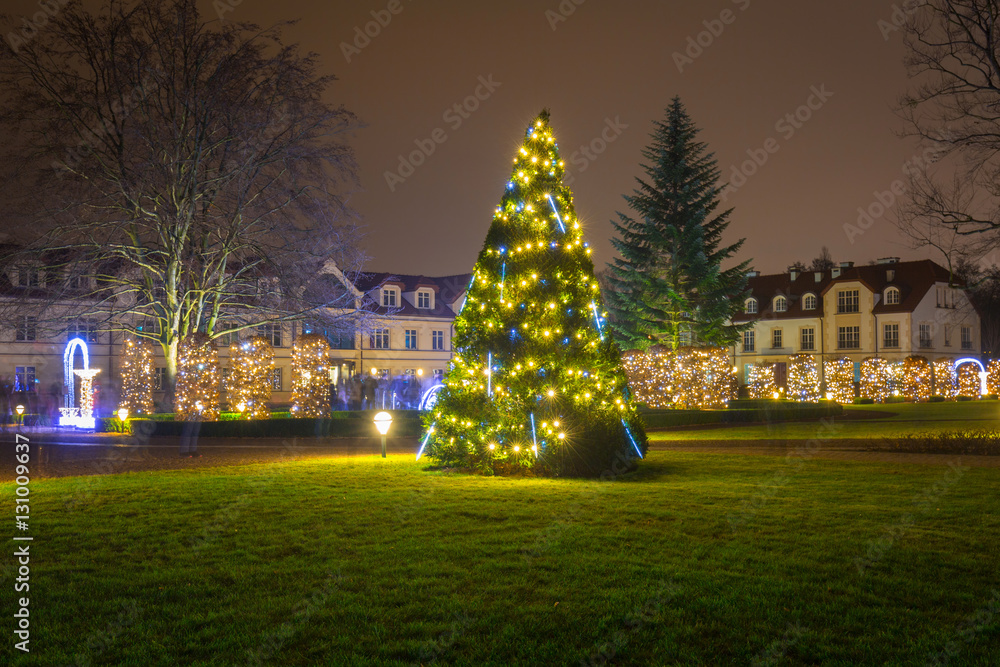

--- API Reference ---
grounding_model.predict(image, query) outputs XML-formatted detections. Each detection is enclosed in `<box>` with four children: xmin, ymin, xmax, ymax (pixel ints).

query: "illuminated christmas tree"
<box><xmin>175</xmin><ymin>333</ymin><xmax>220</xmax><ymax>421</ymax></box>
<box><xmin>119</xmin><ymin>336</ymin><xmax>155</xmax><ymax>415</ymax></box>
<box><xmin>228</xmin><ymin>336</ymin><xmax>273</xmax><ymax>419</ymax></box>
<box><xmin>421</xmin><ymin>111</ymin><xmax>647</xmax><ymax>476</ymax></box>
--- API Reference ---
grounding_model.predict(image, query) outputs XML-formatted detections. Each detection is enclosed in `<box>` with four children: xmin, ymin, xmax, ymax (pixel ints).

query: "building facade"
<box><xmin>0</xmin><ymin>267</ymin><xmax>470</xmax><ymax>417</ymax></box>
<box><xmin>732</xmin><ymin>258</ymin><xmax>981</xmax><ymax>389</ymax></box>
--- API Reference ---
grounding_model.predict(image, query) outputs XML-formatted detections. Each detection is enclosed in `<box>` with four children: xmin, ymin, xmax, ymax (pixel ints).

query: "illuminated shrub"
<box><xmin>175</xmin><ymin>333</ymin><xmax>220</xmax><ymax>421</ymax></box>
<box><xmin>291</xmin><ymin>333</ymin><xmax>331</xmax><ymax>418</ymax></box>
<box><xmin>860</xmin><ymin>357</ymin><xmax>890</xmax><ymax>402</ymax></box>
<box><xmin>933</xmin><ymin>358</ymin><xmax>957</xmax><ymax>399</ymax></box>
<box><xmin>747</xmin><ymin>362</ymin><xmax>777</xmax><ymax>400</ymax></box>
<box><xmin>823</xmin><ymin>357</ymin><xmax>855</xmax><ymax>404</ymax></box>
<box><xmin>956</xmin><ymin>361</ymin><xmax>981</xmax><ymax>398</ymax></box>
<box><xmin>622</xmin><ymin>346</ymin><xmax>734</xmax><ymax>408</ymax></box>
<box><xmin>787</xmin><ymin>354</ymin><xmax>820</xmax><ymax>402</ymax></box>
<box><xmin>989</xmin><ymin>360</ymin><xmax>1000</xmax><ymax>396</ymax></box>
<box><xmin>120</xmin><ymin>336</ymin><xmax>155</xmax><ymax>414</ymax></box>
<box><xmin>228</xmin><ymin>335</ymin><xmax>273</xmax><ymax>419</ymax></box>
<box><xmin>901</xmin><ymin>355</ymin><xmax>931</xmax><ymax>402</ymax></box>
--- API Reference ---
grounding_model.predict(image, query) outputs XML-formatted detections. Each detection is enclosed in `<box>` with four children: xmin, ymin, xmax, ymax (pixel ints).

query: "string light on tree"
<box><xmin>175</xmin><ymin>333</ymin><xmax>220</xmax><ymax>421</ymax></box>
<box><xmin>422</xmin><ymin>110</ymin><xmax>647</xmax><ymax>476</ymax></box>
<box><xmin>823</xmin><ymin>357</ymin><xmax>855</xmax><ymax>404</ymax></box>
<box><xmin>787</xmin><ymin>354</ymin><xmax>820</xmax><ymax>402</ymax></box>
<box><xmin>933</xmin><ymin>358</ymin><xmax>957</xmax><ymax>398</ymax></box>
<box><xmin>901</xmin><ymin>355</ymin><xmax>932</xmax><ymax>402</ymax></box>
<box><xmin>860</xmin><ymin>357</ymin><xmax>891</xmax><ymax>402</ymax></box>
<box><xmin>228</xmin><ymin>335</ymin><xmax>273</xmax><ymax>419</ymax></box>
<box><xmin>119</xmin><ymin>336</ymin><xmax>155</xmax><ymax>415</ymax></box>
<box><xmin>291</xmin><ymin>333</ymin><xmax>331</xmax><ymax>418</ymax></box>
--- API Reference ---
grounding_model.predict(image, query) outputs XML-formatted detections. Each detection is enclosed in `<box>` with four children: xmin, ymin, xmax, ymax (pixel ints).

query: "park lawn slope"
<box><xmin>1</xmin><ymin>452</ymin><xmax>998</xmax><ymax>665</ymax></box>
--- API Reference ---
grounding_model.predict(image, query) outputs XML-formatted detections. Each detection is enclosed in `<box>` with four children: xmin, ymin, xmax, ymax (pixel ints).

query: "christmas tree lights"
<box><xmin>988</xmin><ymin>360</ymin><xmax>1000</xmax><ymax>396</ymax></box>
<box><xmin>228</xmin><ymin>335</ymin><xmax>273</xmax><ymax>419</ymax></box>
<box><xmin>901</xmin><ymin>355</ymin><xmax>932</xmax><ymax>402</ymax></box>
<box><xmin>422</xmin><ymin>111</ymin><xmax>647</xmax><ymax>476</ymax></box>
<box><xmin>956</xmin><ymin>361</ymin><xmax>981</xmax><ymax>398</ymax></box>
<box><xmin>933</xmin><ymin>358</ymin><xmax>957</xmax><ymax>398</ymax></box>
<box><xmin>747</xmin><ymin>362</ymin><xmax>777</xmax><ymax>399</ymax></box>
<box><xmin>291</xmin><ymin>333</ymin><xmax>331</xmax><ymax>418</ymax></box>
<box><xmin>787</xmin><ymin>354</ymin><xmax>820</xmax><ymax>402</ymax></box>
<box><xmin>119</xmin><ymin>336</ymin><xmax>155</xmax><ymax>414</ymax></box>
<box><xmin>823</xmin><ymin>357</ymin><xmax>855</xmax><ymax>404</ymax></box>
<box><xmin>175</xmin><ymin>333</ymin><xmax>220</xmax><ymax>421</ymax></box>
<box><xmin>860</xmin><ymin>357</ymin><xmax>891</xmax><ymax>402</ymax></box>
<box><xmin>621</xmin><ymin>346</ymin><xmax>734</xmax><ymax>409</ymax></box>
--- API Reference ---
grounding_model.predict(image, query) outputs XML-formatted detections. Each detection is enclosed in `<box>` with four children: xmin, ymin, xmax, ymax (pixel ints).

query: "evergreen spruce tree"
<box><xmin>421</xmin><ymin>111</ymin><xmax>647</xmax><ymax>477</ymax></box>
<box><xmin>606</xmin><ymin>97</ymin><xmax>751</xmax><ymax>351</ymax></box>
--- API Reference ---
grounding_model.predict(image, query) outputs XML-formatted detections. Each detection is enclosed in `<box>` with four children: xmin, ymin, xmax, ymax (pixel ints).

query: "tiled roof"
<box><xmin>732</xmin><ymin>260</ymin><xmax>958</xmax><ymax>322</ymax></box>
<box><xmin>355</xmin><ymin>272</ymin><xmax>473</xmax><ymax>318</ymax></box>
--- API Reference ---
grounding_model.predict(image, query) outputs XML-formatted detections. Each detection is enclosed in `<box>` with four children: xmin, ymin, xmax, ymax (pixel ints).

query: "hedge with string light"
<box><xmin>422</xmin><ymin>111</ymin><xmax>647</xmax><ymax>477</ymax></box>
<box><xmin>120</xmin><ymin>336</ymin><xmax>155</xmax><ymax>415</ymax></box>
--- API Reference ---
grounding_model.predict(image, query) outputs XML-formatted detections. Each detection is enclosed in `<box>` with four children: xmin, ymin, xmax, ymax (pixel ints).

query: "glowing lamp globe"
<box><xmin>373</xmin><ymin>411</ymin><xmax>393</xmax><ymax>435</ymax></box>
<box><xmin>117</xmin><ymin>407</ymin><xmax>128</xmax><ymax>422</ymax></box>
<box><xmin>15</xmin><ymin>405</ymin><xmax>25</xmax><ymax>416</ymax></box>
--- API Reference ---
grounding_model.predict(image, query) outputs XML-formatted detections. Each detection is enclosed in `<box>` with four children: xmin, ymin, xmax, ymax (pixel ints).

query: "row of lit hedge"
<box><xmin>96</xmin><ymin>410</ymin><xmax>424</xmax><ymax>437</ymax></box>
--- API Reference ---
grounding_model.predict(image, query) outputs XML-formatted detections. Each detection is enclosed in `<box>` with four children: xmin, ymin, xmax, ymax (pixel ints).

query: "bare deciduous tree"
<box><xmin>0</xmin><ymin>0</ymin><xmax>369</xmax><ymax>399</ymax></box>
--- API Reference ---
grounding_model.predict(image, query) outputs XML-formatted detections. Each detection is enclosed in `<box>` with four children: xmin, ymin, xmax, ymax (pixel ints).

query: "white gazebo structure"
<box><xmin>60</xmin><ymin>337</ymin><xmax>100</xmax><ymax>428</ymax></box>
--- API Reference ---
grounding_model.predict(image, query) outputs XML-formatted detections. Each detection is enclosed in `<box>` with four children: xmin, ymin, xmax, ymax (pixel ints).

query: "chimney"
<box><xmin>839</xmin><ymin>261</ymin><xmax>854</xmax><ymax>269</ymax></box>
<box><xmin>788</xmin><ymin>266</ymin><xmax>799</xmax><ymax>281</ymax></box>
<box><xmin>814</xmin><ymin>271</ymin><xmax>823</xmax><ymax>282</ymax></box>
<box><xmin>877</xmin><ymin>257</ymin><xmax>900</xmax><ymax>265</ymax></box>
<box><xmin>747</xmin><ymin>270</ymin><xmax>759</xmax><ymax>278</ymax></box>
<box><xmin>832</xmin><ymin>267</ymin><xmax>841</xmax><ymax>278</ymax></box>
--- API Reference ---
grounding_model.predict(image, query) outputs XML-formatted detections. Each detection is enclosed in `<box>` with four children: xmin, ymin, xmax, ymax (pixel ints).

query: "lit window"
<box><xmin>837</xmin><ymin>290</ymin><xmax>859</xmax><ymax>314</ymax></box>
<box><xmin>433</xmin><ymin>369</ymin><xmax>444</xmax><ymax>382</ymax></box>
<box><xmin>773</xmin><ymin>296</ymin><xmax>787</xmax><ymax>313</ymax></box>
<box><xmin>405</xmin><ymin>329</ymin><xmax>418</xmax><ymax>350</ymax></box>
<box><xmin>370</xmin><ymin>329</ymin><xmax>390</xmax><ymax>349</ymax></box>
<box><xmin>745</xmin><ymin>298</ymin><xmax>758</xmax><ymax>314</ymax></box>
<box><xmin>382</xmin><ymin>289</ymin><xmax>397</xmax><ymax>307</ymax></box>
<box><xmin>15</xmin><ymin>366</ymin><xmax>36</xmax><ymax>392</ymax></box>
<box><xmin>432</xmin><ymin>330</ymin><xmax>445</xmax><ymax>351</ymax></box>
<box><xmin>802</xmin><ymin>294</ymin><xmax>817</xmax><ymax>310</ymax></box>
<box><xmin>885</xmin><ymin>287</ymin><xmax>900</xmax><ymax>305</ymax></box>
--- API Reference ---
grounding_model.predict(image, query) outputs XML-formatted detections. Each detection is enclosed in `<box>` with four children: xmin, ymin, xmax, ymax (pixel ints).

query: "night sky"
<box><xmin>5</xmin><ymin>1</ymin><xmax>926</xmax><ymax>276</ymax></box>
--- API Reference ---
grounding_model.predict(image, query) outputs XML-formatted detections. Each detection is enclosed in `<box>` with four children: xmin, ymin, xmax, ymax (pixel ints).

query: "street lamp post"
<box><xmin>373</xmin><ymin>411</ymin><xmax>393</xmax><ymax>459</ymax></box>
<box><xmin>15</xmin><ymin>404</ymin><xmax>25</xmax><ymax>427</ymax></box>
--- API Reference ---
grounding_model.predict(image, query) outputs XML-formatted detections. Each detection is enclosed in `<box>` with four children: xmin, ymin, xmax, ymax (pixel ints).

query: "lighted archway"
<box><xmin>418</xmin><ymin>383</ymin><xmax>445</xmax><ymax>411</ymax></box>
<box><xmin>63</xmin><ymin>337</ymin><xmax>90</xmax><ymax>408</ymax></box>
<box><xmin>955</xmin><ymin>358</ymin><xmax>988</xmax><ymax>396</ymax></box>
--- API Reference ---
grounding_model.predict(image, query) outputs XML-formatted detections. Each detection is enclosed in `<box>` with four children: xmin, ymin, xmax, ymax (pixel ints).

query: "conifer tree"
<box><xmin>421</xmin><ymin>111</ymin><xmax>647</xmax><ymax>477</ymax></box>
<box><xmin>606</xmin><ymin>97</ymin><xmax>751</xmax><ymax>351</ymax></box>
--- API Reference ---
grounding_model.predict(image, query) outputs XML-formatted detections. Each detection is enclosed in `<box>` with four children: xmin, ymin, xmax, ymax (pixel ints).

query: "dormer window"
<box><xmin>745</xmin><ymin>298</ymin><xmax>758</xmax><ymax>314</ymax></box>
<box><xmin>802</xmin><ymin>294</ymin><xmax>817</xmax><ymax>310</ymax></box>
<box><xmin>885</xmin><ymin>287</ymin><xmax>900</xmax><ymax>306</ymax></box>
<box><xmin>773</xmin><ymin>296</ymin><xmax>787</xmax><ymax>313</ymax></box>
<box><xmin>18</xmin><ymin>266</ymin><xmax>40</xmax><ymax>288</ymax></box>
<box><xmin>381</xmin><ymin>288</ymin><xmax>397</xmax><ymax>307</ymax></box>
<box><xmin>417</xmin><ymin>290</ymin><xmax>432</xmax><ymax>309</ymax></box>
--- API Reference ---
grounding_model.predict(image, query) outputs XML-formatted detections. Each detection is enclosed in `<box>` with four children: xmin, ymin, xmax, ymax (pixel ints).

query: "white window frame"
<box><xmin>800</xmin><ymin>327</ymin><xmax>815</xmax><ymax>351</ymax></box>
<box><xmin>772</xmin><ymin>328</ymin><xmax>783</xmax><ymax>349</ymax></box>
<box><xmin>382</xmin><ymin>288</ymin><xmax>398</xmax><ymax>308</ymax></box>
<box><xmin>883</xmin><ymin>323</ymin><xmax>899</xmax><ymax>349</ymax></box>
<box><xmin>432</xmin><ymin>330</ymin><xmax>445</xmax><ymax>351</ymax></box>
<box><xmin>837</xmin><ymin>289</ymin><xmax>859</xmax><ymax>314</ymax></box>
<box><xmin>370</xmin><ymin>328</ymin><xmax>390</xmax><ymax>350</ymax></box>
<box><xmin>773</xmin><ymin>296</ymin><xmax>787</xmax><ymax>313</ymax></box>
<box><xmin>404</xmin><ymin>329</ymin><xmax>418</xmax><ymax>350</ymax></box>
<box><xmin>417</xmin><ymin>291</ymin><xmax>432</xmax><ymax>309</ymax></box>
<box><xmin>884</xmin><ymin>287</ymin><xmax>900</xmax><ymax>305</ymax></box>
<box><xmin>745</xmin><ymin>298</ymin><xmax>758</xmax><ymax>315</ymax></box>
<box><xmin>802</xmin><ymin>294</ymin><xmax>817</xmax><ymax>311</ymax></box>
<box><xmin>742</xmin><ymin>330</ymin><xmax>755</xmax><ymax>353</ymax></box>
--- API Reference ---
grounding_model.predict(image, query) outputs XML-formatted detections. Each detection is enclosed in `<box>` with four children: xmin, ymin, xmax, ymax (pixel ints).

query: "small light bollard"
<box><xmin>15</xmin><ymin>404</ymin><xmax>25</xmax><ymax>427</ymax></box>
<box><xmin>373</xmin><ymin>411</ymin><xmax>393</xmax><ymax>459</ymax></box>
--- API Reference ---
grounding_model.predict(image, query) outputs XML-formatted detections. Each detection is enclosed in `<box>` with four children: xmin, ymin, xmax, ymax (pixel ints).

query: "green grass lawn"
<box><xmin>3</xmin><ymin>451</ymin><xmax>999</xmax><ymax>665</ymax></box>
<box><xmin>649</xmin><ymin>400</ymin><xmax>1000</xmax><ymax>442</ymax></box>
